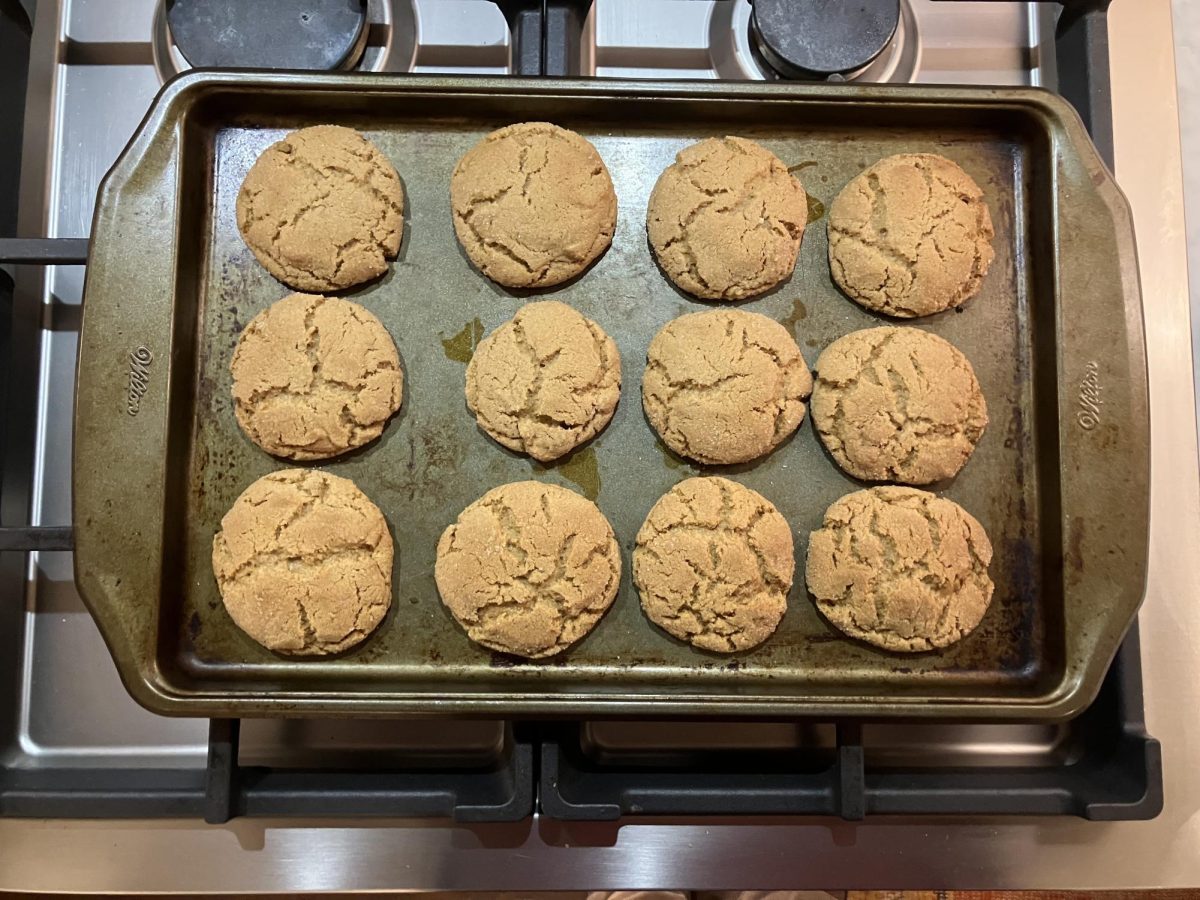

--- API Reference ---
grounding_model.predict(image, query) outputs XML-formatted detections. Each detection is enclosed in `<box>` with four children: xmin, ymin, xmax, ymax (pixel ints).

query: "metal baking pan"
<box><xmin>73</xmin><ymin>72</ymin><xmax>1148</xmax><ymax>719</ymax></box>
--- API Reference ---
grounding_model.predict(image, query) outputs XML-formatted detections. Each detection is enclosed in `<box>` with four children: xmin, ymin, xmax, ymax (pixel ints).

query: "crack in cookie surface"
<box><xmin>811</xmin><ymin>326</ymin><xmax>987</xmax><ymax>483</ymax></box>
<box><xmin>642</xmin><ymin>309</ymin><xmax>812</xmax><ymax>465</ymax></box>
<box><xmin>434</xmin><ymin>481</ymin><xmax>621</xmax><ymax>659</ymax></box>
<box><xmin>211</xmin><ymin>469</ymin><xmax>393</xmax><ymax>656</ymax></box>
<box><xmin>647</xmin><ymin>136</ymin><xmax>807</xmax><ymax>301</ymax></box>
<box><xmin>805</xmin><ymin>486</ymin><xmax>994</xmax><ymax>652</ymax></box>
<box><xmin>633</xmin><ymin>476</ymin><xmax>794</xmax><ymax>652</ymax></box>
<box><xmin>827</xmin><ymin>153</ymin><xmax>995</xmax><ymax>317</ymax></box>
<box><xmin>230</xmin><ymin>293</ymin><xmax>403</xmax><ymax>460</ymax></box>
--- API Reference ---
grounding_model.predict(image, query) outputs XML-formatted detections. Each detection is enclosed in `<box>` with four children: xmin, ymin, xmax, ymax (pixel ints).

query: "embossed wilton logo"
<box><xmin>126</xmin><ymin>346</ymin><xmax>153</xmax><ymax>416</ymax></box>
<box><xmin>1076</xmin><ymin>360</ymin><xmax>1102</xmax><ymax>431</ymax></box>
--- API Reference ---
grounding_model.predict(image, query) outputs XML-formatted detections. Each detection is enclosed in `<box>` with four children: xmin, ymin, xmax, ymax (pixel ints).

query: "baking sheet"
<box><xmin>73</xmin><ymin>74</ymin><xmax>1148</xmax><ymax>718</ymax></box>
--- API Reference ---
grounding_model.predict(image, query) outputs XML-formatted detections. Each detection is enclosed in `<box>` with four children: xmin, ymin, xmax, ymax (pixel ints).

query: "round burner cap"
<box><xmin>166</xmin><ymin>0</ymin><xmax>367</xmax><ymax>71</ymax></box>
<box><xmin>751</xmin><ymin>0</ymin><xmax>900</xmax><ymax>79</ymax></box>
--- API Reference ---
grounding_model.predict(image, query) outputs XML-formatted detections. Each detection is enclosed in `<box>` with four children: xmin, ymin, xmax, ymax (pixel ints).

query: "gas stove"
<box><xmin>2</xmin><ymin>0</ymin><xmax>1198</xmax><ymax>892</ymax></box>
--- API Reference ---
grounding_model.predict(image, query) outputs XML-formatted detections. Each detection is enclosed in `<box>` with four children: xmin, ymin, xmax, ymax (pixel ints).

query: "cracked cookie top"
<box><xmin>230</xmin><ymin>292</ymin><xmax>403</xmax><ymax>460</ymax></box>
<box><xmin>434</xmin><ymin>481</ymin><xmax>621</xmax><ymax>659</ymax></box>
<box><xmin>212</xmin><ymin>469</ymin><xmax>393</xmax><ymax>656</ymax></box>
<box><xmin>633</xmin><ymin>477</ymin><xmax>793</xmax><ymax>653</ymax></box>
<box><xmin>827</xmin><ymin>153</ymin><xmax>994</xmax><ymax>317</ymax></box>
<box><xmin>466</xmin><ymin>300</ymin><xmax>621</xmax><ymax>462</ymax></box>
<box><xmin>811</xmin><ymin>326</ymin><xmax>987</xmax><ymax>484</ymax></box>
<box><xmin>642</xmin><ymin>309</ymin><xmax>812</xmax><ymax>465</ymax></box>
<box><xmin>236</xmin><ymin>125</ymin><xmax>404</xmax><ymax>292</ymax></box>
<box><xmin>450</xmin><ymin>122</ymin><xmax>617</xmax><ymax>289</ymax></box>
<box><xmin>646</xmin><ymin>136</ymin><xmax>807</xmax><ymax>301</ymax></box>
<box><xmin>806</xmin><ymin>486</ymin><xmax>994</xmax><ymax>653</ymax></box>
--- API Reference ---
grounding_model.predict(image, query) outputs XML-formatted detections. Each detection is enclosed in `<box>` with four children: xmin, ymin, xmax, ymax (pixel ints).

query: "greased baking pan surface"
<box><xmin>73</xmin><ymin>73</ymin><xmax>1148</xmax><ymax>718</ymax></box>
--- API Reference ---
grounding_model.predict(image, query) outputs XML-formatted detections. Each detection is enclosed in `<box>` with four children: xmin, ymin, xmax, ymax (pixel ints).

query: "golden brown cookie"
<box><xmin>230</xmin><ymin>292</ymin><xmax>403</xmax><ymax>460</ymax></box>
<box><xmin>212</xmin><ymin>469</ymin><xmax>393</xmax><ymax>656</ymax></box>
<box><xmin>811</xmin><ymin>326</ymin><xmax>987</xmax><ymax>484</ymax></box>
<box><xmin>643</xmin><ymin>309</ymin><xmax>812</xmax><ymax>465</ymax></box>
<box><xmin>450</xmin><ymin>122</ymin><xmax>617</xmax><ymax>288</ymax></box>
<box><xmin>827</xmin><ymin>153</ymin><xmax>994</xmax><ymax>317</ymax></box>
<box><xmin>466</xmin><ymin>300</ymin><xmax>620</xmax><ymax>462</ymax></box>
<box><xmin>236</xmin><ymin>125</ymin><xmax>404</xmax><ymax>291</ymax></box>
<box><xmin>806</xmin><ymin>486</ymin><xmax>994</xmax><ymax>652</ymax></box>
<box><xmin>434</xmin><ymin>481</ymin><xmax>621</xmax><ymax>658</ymax></box>
<box><xmin>646</xmin><ymin>136</ymin><xmax>807</xmax><ymax>300</ymax></box>
<box><xmin>633</xmin><ymin>477</ymin><xmax>793</xmax><ymax>652</ymax></box>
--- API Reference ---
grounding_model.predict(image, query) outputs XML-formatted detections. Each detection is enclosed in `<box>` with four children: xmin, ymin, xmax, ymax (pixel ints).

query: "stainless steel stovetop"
<box><xmin>3</xmin><ymin>0</ymin><xmax>1199</xmax><ymax>891</ymax></box>
<box><xmin>10</xmin><ymin>0</ymin><xmax>1062</xmax><ymax>779</ymax></box>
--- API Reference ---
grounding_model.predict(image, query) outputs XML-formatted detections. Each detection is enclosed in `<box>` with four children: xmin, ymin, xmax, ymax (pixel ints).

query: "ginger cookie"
<box><xmin>450</xmin><ymin>122</ymin><xmax>617</xmax><ymax>288</ymax></box>
<box><xmin>806</xmin><ymin>486</ymin><xmax>994</xmax><ymax>652</ymax></box>
<box><xmin>646</xmin><ymin>136</ymin><xmax>807</xmax><ymax>300</ymax></box>
<box><xmin>634</xmin><ymin>476</ymin><xmax>793</xmax><ymax>653</ymax></box>
<box><xmin>212</xmin><ymin>469</ymin><xmax>393</xmax><ymax>656</ymax></box>
<box><xmin>230</xmin><ymin>292</ymin><xmax>403</xmax><ymax>460</ymax></box>
<box><xmin>828</xmin><ymin>153</ymin><xmax>994</xmax><ymax>317</ymax></box>
<box><xmin>811</xmin><ymin>326</ymin><xmax>987</xmax><ymax>484</ymax></box>
<box><xmin>643</xmin><ymin>308</ymin><xmax>812</xmax><ymax>465</ymax></box>
<box><xmin>236</xmin><ymin>125</ymin><xmax>404</xmax><ymax>291</ymax></box>
<box><xmin>466</xmin><ymin>300</ymin><xmax>620</xmax><ymax>462</ymax></box>
<box><xmin>434</xmin><ymin>481</ymin><xmax>621</xmax><ymax>659</ymax></box>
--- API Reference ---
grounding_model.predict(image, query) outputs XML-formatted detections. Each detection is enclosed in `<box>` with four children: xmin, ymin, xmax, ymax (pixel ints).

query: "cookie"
<box><xmin>211</xmin><ymin>469</ymin><xmax>393</xmax><ymax>656</ymax></box>
<box><xmin>827</xmin><ymin>153</ymin><xmax>994</xmax><ymax>317</ymax></box>
<box><xmin>450</xmin><ymin>122</ymin><xmax>617</xmax><ymax>288</ymax></box>
<box><xmin>466</xmin><ymin>300</ymin><xmax>620</xmax><ymax>462</ymax></box>
<box><xmin>643</xmin><ymin>309</ymin><xmax>813</xmax><ymax>465</ymax></box>
<box><xmin>230</xmin><ymin>292</ymin><xmax>403</xmax><ymax>460</ymax></box>
<box><xmin>811</xmin><ymin>326</ymin><xmax>987</xmax><ymax>483</ymax></box>
<box><xmin>806</xmin><ymin>486</ymin><xmax>994</xmax><ymax>652</ymax></box>
<box><xmin>236</xmin><ymin>125</ymin><xmax>404</xmax><ymax>291</ymax></box>
<box><xmin>633</xmin><ymin>477</ymin><xmax>793</xmax><ymax>652</ymax></box>
<box><xmin>646</xmin><ymin>136</ymin><xmax>807</xmax><ymax>300</ymax></box>
<box><xmin>434</xmin><ymin>481</ymin><xmax>621</xmax><ymax>658</ymax></box>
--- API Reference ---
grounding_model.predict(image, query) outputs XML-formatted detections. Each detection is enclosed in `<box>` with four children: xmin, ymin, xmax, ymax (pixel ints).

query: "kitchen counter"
<box><xmin>2</xmin><ymin>0</ymin><xmax>1197</xmax><ymax>890</ymax></box>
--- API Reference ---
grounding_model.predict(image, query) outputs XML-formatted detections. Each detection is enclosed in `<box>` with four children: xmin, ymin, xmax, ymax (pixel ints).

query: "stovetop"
<box><xmin>0</xmin><ymin>0</ymin><xmax>1164</xmax><ymax>832</ymax></box>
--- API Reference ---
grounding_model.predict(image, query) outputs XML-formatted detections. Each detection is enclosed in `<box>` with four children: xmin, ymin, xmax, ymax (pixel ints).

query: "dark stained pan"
<box><xmin>73</xmin><ymin>72</ymin><xmax>1148</xmax><ymax>719</ymax></box>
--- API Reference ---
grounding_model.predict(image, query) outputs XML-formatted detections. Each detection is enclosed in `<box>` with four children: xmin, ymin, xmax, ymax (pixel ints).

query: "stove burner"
<box><xmin>751</xmin><ymin>0</ymin><xmax>901</xmax><ymax>80</ymax></box>
<box><xmin>166</xmin><ymin>0</ymin><xmax>369</xmax><ymax>70</ymax></box>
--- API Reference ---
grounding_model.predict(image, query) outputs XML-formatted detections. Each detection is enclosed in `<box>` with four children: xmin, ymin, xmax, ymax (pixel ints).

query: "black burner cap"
<box><xmin>167</xmin><ymin>0</ymin><xmax>367</xmax><ymax>71</ymax></box>
<box><xmin>751</xmin><ymin>0</ymin><xmax>900</xmax><ymax>79</ymax></box>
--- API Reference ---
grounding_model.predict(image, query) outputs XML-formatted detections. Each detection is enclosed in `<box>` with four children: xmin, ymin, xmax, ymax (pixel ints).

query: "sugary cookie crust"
<box><xmin>236</xmin><ymin>125</ymin><xmax>404</xmax><ymax>292</ymax></box>
<box><xmin>230</xmin><ymin>293</ymin><xmax>403</xmax><ymax>460</ymax></box>
<box><xmin>646</xmin><ymin>136</ymin><xmax>807</xmax><ymax>301</ymax></box>
<box><xmin>466</xmin><ymin>301</ymin><xmax>621</xmax><ymax>462</ymax></box>
<box><xmin>434</xmin><ymin>481</ymin><xmax>621</xmax><ymax>659</ymax></box>
<box><xmin>827</xmin><ymin>153</ymin><xmax>994</xmax><ymax>317</ymax></box>
<box><xmin>634</xmin><ymin>476</ymin><xmax>794</xmax><ymax>653</ymax></box>
<box><xmin>806</xmin><ymin>486</ymin><xmax>994</xmax><ymax>652</ymax></box>
<box><xmin>212</xmin><ymin>469</ymin><xmax>393</xmax><ymax>656</ymax></box>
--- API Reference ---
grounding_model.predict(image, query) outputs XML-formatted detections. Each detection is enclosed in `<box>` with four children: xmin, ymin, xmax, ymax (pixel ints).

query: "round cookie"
<box><xmin>230</xmin><ymin>292</ymin><xmax>403</xmax><ymax>460</ymax></box>
<box><xmin>634</xmin><ymin>477</ymin><xmax>793</xmax><ymax>653</ymax></box>
<box><xmin>212</xmin><ymin>469</ymin><xmax>393</xmax><ymax>656</ymax></box>
<box><xmin>236</xmin><ymin>125</ymin><xmax>404</xmax><ymax>292</ymax></box>
<box><xmin>643</xmin><ymin>309</ymin><xmax>813</xmax><ymax>465</ymax></box>
<box><xmin>806</xmin><ymin>486</ymin><xmax>994</xmax><ymax>652</ymax></box>
<box><xmin>466</xmin><ymin>301</ymin><xmax>620</xmax><ymax>462</ymax></box>
<box><xmin>827</xmin><ymin>153</ymin><xmax>995</xmax><ymax>317</ymax></box>
<box><xmin>811</xmin><ymin>326</ymin><xmax>987</xmax><ymax>484</ymax></box>
<box><xmin>434</xmin><ymin>482</ymin><xmax>621</xmax><ymax>659</ymax></box>
<box><xmin>646</xmin><ymin>136</ymin><xmax>807</xmax><ymax>301</ymax></box>
<box><xmin>450</xmin><ymin>122</ymin><xmax>617</xmax><ymax>288</ymax></box>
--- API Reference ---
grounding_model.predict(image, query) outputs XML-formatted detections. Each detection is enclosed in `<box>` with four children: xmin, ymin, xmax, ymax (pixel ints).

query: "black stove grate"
<box><xmin>0</xmin><ymin>0</ymin><xmax>1161</xmax><ymax>824</ymax></box>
